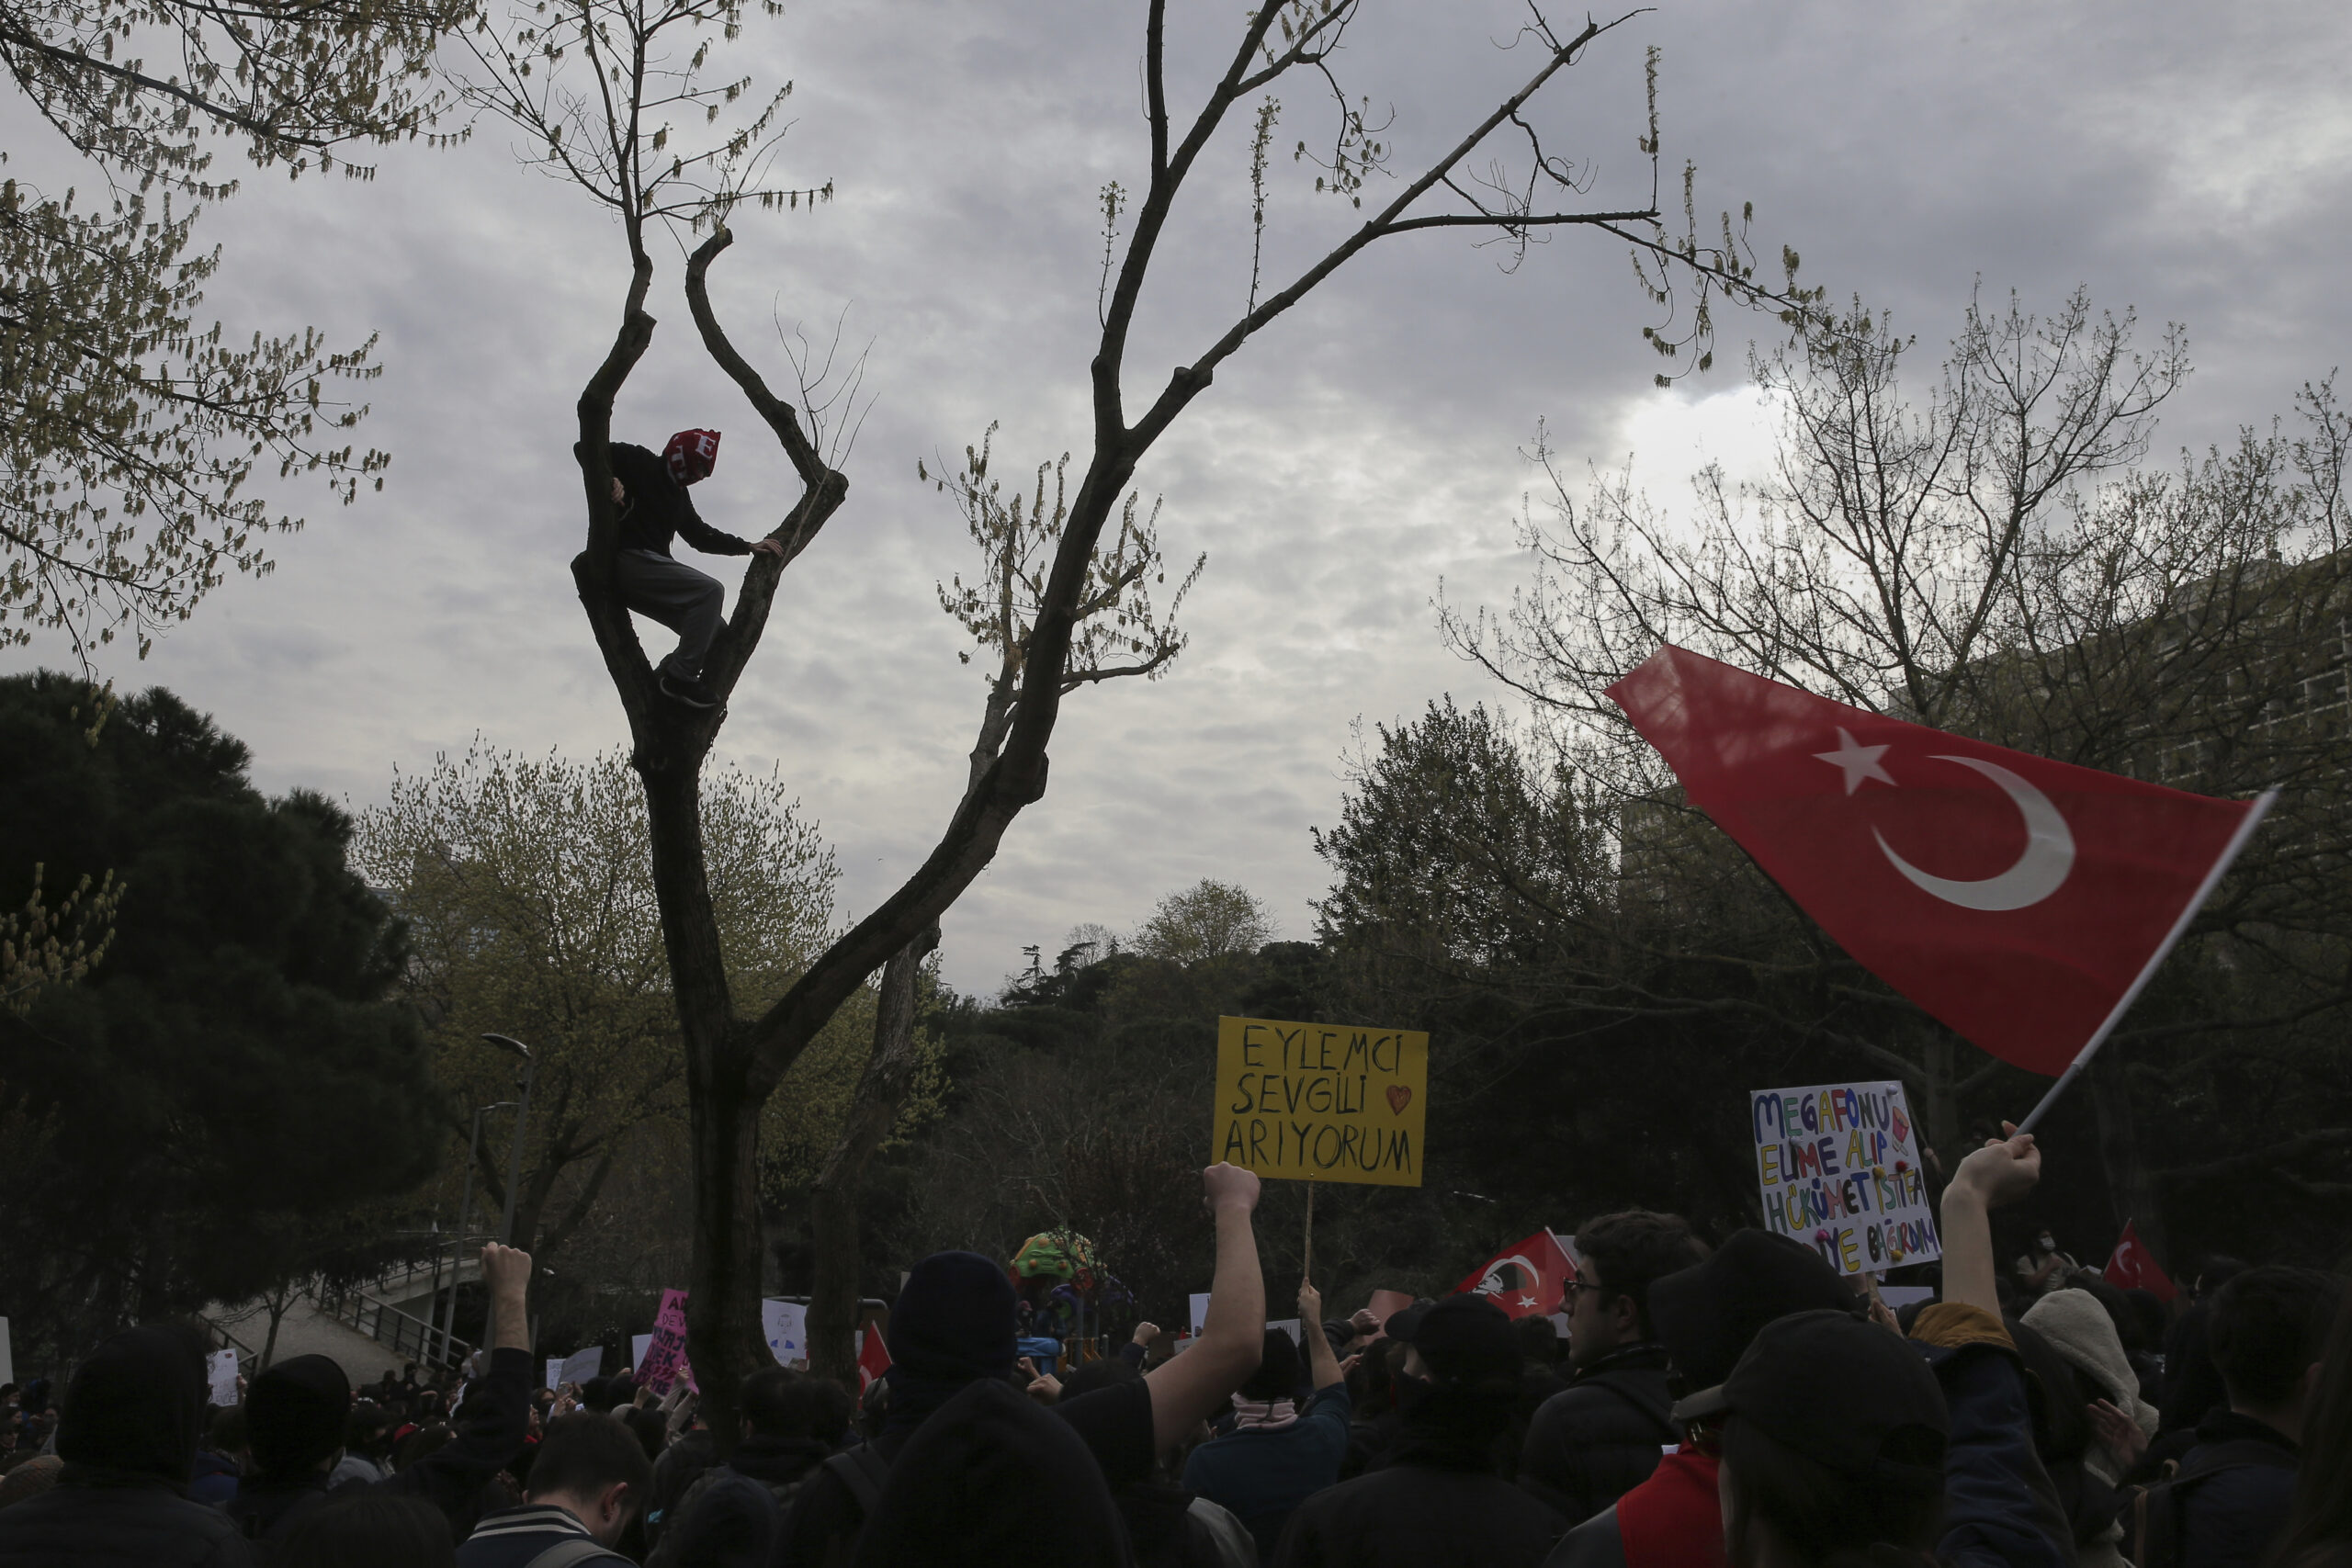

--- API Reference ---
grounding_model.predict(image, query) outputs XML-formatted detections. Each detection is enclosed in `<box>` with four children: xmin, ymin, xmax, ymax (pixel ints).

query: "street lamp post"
<box><xmin>441</xmin><ymin>1106</ymin><xmax>489</xmax><ymax>1368</ymax></box>
<box><xmin>481</xmin><ymin>1034</ymin><xmax>537</xmax><ymax>1247</ymax></box>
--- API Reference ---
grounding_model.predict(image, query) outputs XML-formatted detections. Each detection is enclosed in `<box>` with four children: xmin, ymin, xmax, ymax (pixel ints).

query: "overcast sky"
<box><xmin>8</xmin><ymin>0</ymin><xmax>2348</xmax><ymax>996</ymax></box>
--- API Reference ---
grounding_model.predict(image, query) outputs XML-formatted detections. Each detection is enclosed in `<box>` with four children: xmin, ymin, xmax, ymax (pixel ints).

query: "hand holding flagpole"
<box><xmin>2013</xmin><ymin>789</ymin><xmax>2275</xmax><ymax>1134</ymax></box>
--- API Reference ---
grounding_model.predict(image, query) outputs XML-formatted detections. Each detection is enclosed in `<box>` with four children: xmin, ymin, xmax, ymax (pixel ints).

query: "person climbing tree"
<box><xmin>589</xmin><ymin>429</ymin><xmax>785</xmax><ymax>709</ymax></box>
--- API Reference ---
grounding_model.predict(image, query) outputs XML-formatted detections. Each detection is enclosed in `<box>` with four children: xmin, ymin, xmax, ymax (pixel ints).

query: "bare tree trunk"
<box><xmin>809</xmin><ymin>926</ymin><xmax>940</xmax><ymax>1389</ymax></box>
<box><xmin>260</xmin><ymin>1286</ymin><xmax>289</xmax><ymax>1371</ymax></box>
<box><xmin>639</xmin><ymin>754</ymin><xmax>774</xmax><ymax>1450</ymax></box>
<box><xmin>684</xmin><ymin>1057</ymin><xmax>769</xmax><ymax>1445</ymax></box>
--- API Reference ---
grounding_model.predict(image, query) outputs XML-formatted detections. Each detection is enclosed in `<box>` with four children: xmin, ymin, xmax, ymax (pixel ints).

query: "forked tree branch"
<box><xmin>732</xmin><ymin>0</ymin><xmax>1798</xmax><ymax>1092</ymax></box>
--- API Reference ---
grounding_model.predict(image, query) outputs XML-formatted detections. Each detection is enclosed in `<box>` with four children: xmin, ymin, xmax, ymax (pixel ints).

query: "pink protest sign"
<box><xmin>639</xmin><ymin>1288</ymin><xmax>695</xmax><ymax>1396</ymax></box>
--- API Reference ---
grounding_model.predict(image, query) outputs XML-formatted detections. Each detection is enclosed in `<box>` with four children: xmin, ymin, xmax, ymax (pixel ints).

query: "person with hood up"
<box><xmin>581</xmin><ymin>429</ymin><xmax>787</xmax><ymax>711</ymax></box>
<box><xmin>224</xmin><ymin>1353</ymin><xmax>353</xmax><ymax>1548</ymax></box>
<box><xmin>0</xmin><ymin>1322</ymin><xmax>253</xmax><ymax>1567</ymax></box>
<box><xmin>776</xmin><ymin>1161</ymin><xmax>1269</xmax><ymax>1568</ymax></box>
<box><xmin>2019</xmin><ymin>1286</ymin><xmax>2157</xmax><ymax>1568</ymax></box>
<box><xmin>849</xmin><ymin>1377</ymin><xmax>1130</xmax><ymax>1568</ymax></box>
<box><xmin>1518</xmin><ymin>1210</ymin><xmax>1708</xmax><ymax>1525</ymax></box>
<box><xmin>1273</xmin><ymin>1292</ymin><xmax>1566</xmax><ymax>1567</ymax></box>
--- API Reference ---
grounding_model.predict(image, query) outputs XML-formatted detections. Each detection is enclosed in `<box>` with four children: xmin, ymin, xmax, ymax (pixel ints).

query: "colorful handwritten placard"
<box><xmin>1214</xmin><ymin>1016</ymin><xmax>1428</xmax><ymax>1188</ymax></box>
<box><xmin>1751</xmin><ymin>1080</ymin><xmax>1941</xmax><ymax>1276</ymax></box>
<box><xmin>639</xmin><ymin>1287</ymin><xmax>694</xmax><ymax>1396</ymax></box>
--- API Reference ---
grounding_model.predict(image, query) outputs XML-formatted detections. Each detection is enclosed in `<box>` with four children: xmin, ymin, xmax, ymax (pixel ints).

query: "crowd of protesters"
<box><xmin>3</xmin><ymin>1134</ymin><xmax>2351</xmax><ymax>1568</ymax></box>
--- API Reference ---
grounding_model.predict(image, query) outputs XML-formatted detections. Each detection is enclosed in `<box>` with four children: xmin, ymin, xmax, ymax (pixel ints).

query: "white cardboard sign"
<box><xmin>1752</xmin><ymin>1079</ymin><xmax>1941</xmax><ymax>1276</ymax></box>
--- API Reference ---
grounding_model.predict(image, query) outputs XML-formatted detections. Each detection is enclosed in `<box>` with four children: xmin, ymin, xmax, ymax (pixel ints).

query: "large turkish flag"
<box><xmin>1607</xmin><ymin>646</ymin><xmax>2268</xmax><ymax>1076</ymax></box>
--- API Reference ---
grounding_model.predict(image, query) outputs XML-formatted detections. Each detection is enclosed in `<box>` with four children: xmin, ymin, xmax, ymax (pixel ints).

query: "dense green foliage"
<box><xmin>0</xmin><ymin>673</ymin><xmax>443</xmax><ymax>1362</ymax></box>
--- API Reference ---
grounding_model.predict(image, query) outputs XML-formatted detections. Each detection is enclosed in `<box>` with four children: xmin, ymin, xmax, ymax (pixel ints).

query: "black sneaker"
<box><xmin>660</xmin><ymin>673</ymin><xmax>719</xmax><ymax>710</ymax></box>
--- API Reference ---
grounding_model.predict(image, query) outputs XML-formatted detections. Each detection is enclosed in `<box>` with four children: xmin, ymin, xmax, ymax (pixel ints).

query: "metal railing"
<box><xmin>312</xmin><ymin>1283</ymin><xmax>473</xmax><ymax>1371</ymax></box>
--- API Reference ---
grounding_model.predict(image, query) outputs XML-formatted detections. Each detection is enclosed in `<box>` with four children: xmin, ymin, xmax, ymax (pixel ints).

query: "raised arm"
<box><xmin>1145</xmin><ymin>1163</ymin><xmax>1263</xmax><ymax>1451</ymax></box>
<box><xmin>379</xmin><ymin>1244</ymin><xmax>535</xmax><ymax>1535</ymax></box>
<box><xmin>1919</xmin><ymin>1123</ymin><xmax>2072</xmax><ymax>1568</ymax></box>
<box><xmin>1940</xmin><ymin>1124</ymin><xmax>2041</xmax><ymax>1314</ymax></box>
<box><xmin>1297</xmin><ymin>1281</ymin><xmax>1342</xmax><ymax>1392</ymax></box>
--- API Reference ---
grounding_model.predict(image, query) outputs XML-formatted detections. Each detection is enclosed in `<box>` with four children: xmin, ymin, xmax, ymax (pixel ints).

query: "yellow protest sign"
<box><xmin>1213</xmin><ymin>1015</ymin><xmax>1428</xmax><ymax>1187</ymax></box>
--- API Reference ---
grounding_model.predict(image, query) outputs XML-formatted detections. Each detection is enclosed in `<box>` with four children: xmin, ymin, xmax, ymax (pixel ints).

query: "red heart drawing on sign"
<box><xmin>1385</xmin><ymin>1084</ymin><xmax>1412</xmax><ymax>1116</ymax></box>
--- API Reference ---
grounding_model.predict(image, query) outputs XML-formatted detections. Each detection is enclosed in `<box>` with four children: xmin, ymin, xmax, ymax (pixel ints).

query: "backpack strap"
<box><xmin>522</xmin><ymin>1538</ymin><xmax>628</xmax><ymax>1568</ymax></box>
<box><xmin>822</xmin><ymin>1446</ymin><xmax>892</xmax><ymax>1517</ymax></box>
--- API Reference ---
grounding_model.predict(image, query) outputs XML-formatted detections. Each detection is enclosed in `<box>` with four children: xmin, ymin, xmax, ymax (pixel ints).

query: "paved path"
<box><xmin>209</xmin><ymin>1296</ymin><xmax>401</xmax><ymax>1383</ymax></box>
<box><xmin>212</xmin><ymin>1258</ymin><xmax>479</xmax><ymax>1382</ymax></box>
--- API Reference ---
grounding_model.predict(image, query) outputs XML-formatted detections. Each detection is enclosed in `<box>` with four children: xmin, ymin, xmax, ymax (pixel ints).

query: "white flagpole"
<box><xmin>2015</xmin><ymin>789</ymin><xmax>2278</xmax><ymax>1135</ymax></box>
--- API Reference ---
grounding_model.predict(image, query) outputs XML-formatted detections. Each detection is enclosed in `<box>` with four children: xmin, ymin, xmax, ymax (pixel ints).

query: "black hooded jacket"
<box><xmin>850</xmin><ymin>1378</ymin><xmax>1129</xmax><ymax>1568</ymax></box>
<box><xmin>659</xmin><ymin>1433</ymin><xmax>829</xmax><ymax>1568</ymax></box>
<box><xmin>224</xmin><ymin>1353</ymin><xmax>353</xmax><ymax>1550</ymax></box>
<box><xmin>370</xmin><ymin>1345</ymin><xmax>535</xmax><ymax>1542</ymax></box>
<box><xmin>1516</xmin><ymin>1344</ymin><xmax>1678</xmax><ymax>1527</ymax></box>
<box><xmin>0</xmin><ymin>1325</ymin><xmax>254</xmax><ymax>1568</ymax></box>
<box><xmin>1274</xmin><ymin>1382</ymin><xmax>1566</xmax><ymax>1568</ymax></box>
<box><xmin>579</xmin><ymin>442</ymin><xmax>753</xmax><ymax>558</ymax></box>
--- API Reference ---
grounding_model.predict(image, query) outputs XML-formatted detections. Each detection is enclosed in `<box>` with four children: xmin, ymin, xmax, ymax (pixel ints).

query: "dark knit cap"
<box><xmin>1646</xmin><ymin>1228</ymin><xmax>1860</xmax><ymax>1391</ymax></box>
<box><xmin>248</xmin><ymin>1354</ymin><xmax>354</xmax><ymax>1478</ymax></box>
<box><xmin>55</xmin><ymin>1324</ymin><xmax>210</xmax><ymax>1487</ymax></box>
<box><xmin>886</xmin><ymin>1251</ymin><xmax>1019</xmax><ymax>1382</ymax></box>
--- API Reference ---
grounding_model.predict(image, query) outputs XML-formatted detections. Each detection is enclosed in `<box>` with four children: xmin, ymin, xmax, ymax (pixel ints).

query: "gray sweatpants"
<box><xmin>615</xmin><ymin>548</ymin><xmax>725</xmax><ymax>681</ymax></box>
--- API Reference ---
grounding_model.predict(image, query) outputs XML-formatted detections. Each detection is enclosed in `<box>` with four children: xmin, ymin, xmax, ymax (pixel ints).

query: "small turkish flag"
<box><xmin>856</xmin><ymin>1325</ymin><xmax>892</xmax><ymax>1392</ymax></box>
<box><xmin>1608</xmin><ymin>646</ymin><xmax>2270</xmax><ymax>1077</ymax></box>
<box><xmin>2104</xmin><ymin>1220</ymin><xmax>2178</xmax><ymax>1303</ymax></box>
<box><xmin>1454</xmin><ymin>1229</ymin><xmax>1577</xmax><ymax>1319</ymax></box>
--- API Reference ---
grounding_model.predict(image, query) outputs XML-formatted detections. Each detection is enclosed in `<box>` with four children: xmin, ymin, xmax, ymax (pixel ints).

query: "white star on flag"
<box><xmin>1815</xmin><ymin>727</ymin><xmax>1895</xmax><ymax>795</ymax></box>
<box><xmin>1518</xmin><ymin>1295</ymin><xmax>1538</xmax><ymax>1309</ymax></box>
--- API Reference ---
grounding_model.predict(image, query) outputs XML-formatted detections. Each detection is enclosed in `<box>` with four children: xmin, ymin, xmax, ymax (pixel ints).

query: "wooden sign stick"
<box><xmin>1304</xmin><ymin>1177</ymin><xmax>1317</xmax><ymax>1283</ymax></box>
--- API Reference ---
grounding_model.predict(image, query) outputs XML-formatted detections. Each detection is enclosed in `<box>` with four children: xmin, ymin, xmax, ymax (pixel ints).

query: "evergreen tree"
<box><xmin>0</xmin><ymin>671</ymin><xmax>442</xmax><ymax>1362</ymax></box>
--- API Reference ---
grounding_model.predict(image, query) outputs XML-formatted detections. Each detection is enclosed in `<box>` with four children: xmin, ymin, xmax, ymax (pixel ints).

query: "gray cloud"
<box><xmin>8</xmin><ymin>0</ymin><xmax>2347</xmax><ymax>995</ymax></box>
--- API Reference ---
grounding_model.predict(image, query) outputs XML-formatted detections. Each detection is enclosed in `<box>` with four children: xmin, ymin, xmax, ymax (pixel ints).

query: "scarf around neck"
<box><xmin>1230</xmin><ymin>1397</ymin><xmax>1300</xmax><ymax>1432</ymax></box>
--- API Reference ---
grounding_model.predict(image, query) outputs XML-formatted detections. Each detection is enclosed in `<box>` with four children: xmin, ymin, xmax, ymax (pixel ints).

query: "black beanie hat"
<box><xmin>55</xmin><ymin>1324</ymin><xmax>209</xmax><ymax>1487</ymax></box>
<box><xmin>1239</xmin><ymin>1327</ymin><xmax>1303</xmax><ymax>1401</ymax></box>
<box><xmin>886</xmin><ymin>1251</ymin><xmax>1019</xmax><ymax>1382</ymax></box>
<box><xmin>851</xmin><ymin>1377</ymin><xmax>1127</xmax><ymax>1567</ymax></box>
<box><xmin>1647</xmin><ymin>1228</ymin><xmax>1860</xmax><ymax>1392</ymax></box>
<box><xmin>247</xmin><ymin>1354</ymin><xmax>353</xmax><ymax>1478</ymax></box>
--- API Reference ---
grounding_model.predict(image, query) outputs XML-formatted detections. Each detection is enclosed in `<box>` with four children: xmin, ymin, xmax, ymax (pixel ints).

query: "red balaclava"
<box><xmin>664</xmin><ymin>428</ymin><xmax>721</xmax><ymax>485</ymax></box>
